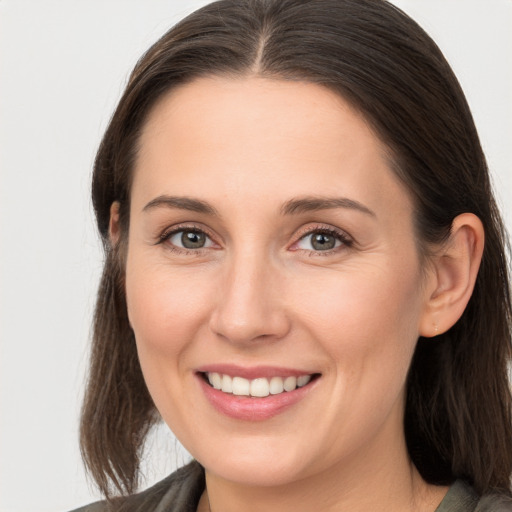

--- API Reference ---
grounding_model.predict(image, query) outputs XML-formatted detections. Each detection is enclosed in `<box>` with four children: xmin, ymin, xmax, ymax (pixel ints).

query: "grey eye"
<box><xmin>310</xmin><ymin>232</ymin><xmax>337</xmax><ymax>250</ymax></box>
<box><xmin>169</xmin><ymin>230</ymin><xmax>212</xmax><ymax>249</ymax></box>
<box><xmin>295</xmin><ymin>231</ymin><xmax>344</xmax><ymax>251</ymax></box>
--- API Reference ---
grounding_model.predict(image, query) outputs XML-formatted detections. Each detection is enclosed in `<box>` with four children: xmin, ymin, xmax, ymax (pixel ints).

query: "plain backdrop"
<box><xmin>0</xmin><ymin>1</ymin><xmax>510</xmax><ymax>511</ymax></box>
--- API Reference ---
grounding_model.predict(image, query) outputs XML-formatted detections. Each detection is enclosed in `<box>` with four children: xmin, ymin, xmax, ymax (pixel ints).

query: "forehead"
<box><xmin>137</xmin><ymin>76</ymin><xmax>376</xmax><ymax>163</ymax></box>
<box><xmin>132</xmin><ymin>76</ymin><xmax>412</xmax><ymax>221</ymax></box>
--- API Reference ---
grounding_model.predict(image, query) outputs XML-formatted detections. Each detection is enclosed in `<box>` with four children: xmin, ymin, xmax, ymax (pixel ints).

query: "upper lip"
<box><xmin>195</xmin><ymin>364</ymin><xmax>318</xmax><ymax>380</ymax></box>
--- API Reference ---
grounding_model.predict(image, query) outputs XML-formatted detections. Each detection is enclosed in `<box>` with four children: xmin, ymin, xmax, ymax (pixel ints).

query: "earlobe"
<box><xmin>419</xmin><ymin>213</ymin><xmax>484</xmax><ymax>338</ymax></box>
<box><xmin>108</xmin><ymin>201</ymin><xmax>121</xmax><ymax>247</ymax></box>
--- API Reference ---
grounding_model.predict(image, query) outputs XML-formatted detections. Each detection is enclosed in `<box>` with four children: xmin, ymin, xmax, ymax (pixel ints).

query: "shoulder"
<box><xmin>437</xmin><ymin>481</ymin><xmax>512</xmax><ymax>512</ymax></box>
<box><xmin>67</xmin><ymin>503</ymin><xmax>106</xmax><ymax>512</ymax></box>
<box><xmin>475</xmin><ymin>493</ymin><xmax>512</xmax><ymax>512</ymax></box>
<box><xmin>67</xmin><ymin>461</ymin><xmax>205</xmax><ymax>512</ymax></box>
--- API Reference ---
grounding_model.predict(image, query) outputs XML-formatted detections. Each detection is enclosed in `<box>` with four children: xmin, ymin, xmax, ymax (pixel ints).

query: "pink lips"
<box><xmin>196</xmin><ymin>364</ymin><xmax>319</xmax><ymax>421</ymax></box>
<box><xmin>196</xmin><ymin>363</ymin><xmax>312</xmax><ymax>380</ymax></box>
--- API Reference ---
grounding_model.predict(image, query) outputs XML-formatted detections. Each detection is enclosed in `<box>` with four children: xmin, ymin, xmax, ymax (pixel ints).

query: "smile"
<box><xmin>197</xmin><ymin>365</ymin><xmax>320</xmax><ymax>420</ymax></box>
<box><xmin>205</xmin><ymin>372</ymin><xmax>313</xmax><ymax>397</ymax></box>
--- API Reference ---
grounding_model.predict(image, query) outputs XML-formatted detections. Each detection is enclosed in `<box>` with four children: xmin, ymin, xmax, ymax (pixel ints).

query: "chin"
<box><xmin>195</xmin><ymin>438</ymin><xmax>319</xmax><ymax>487</ymax></box>
<box><xmin>205</xmin><ymin>458</ymin><xmax>306</xmax><ymax>487</ymax></box>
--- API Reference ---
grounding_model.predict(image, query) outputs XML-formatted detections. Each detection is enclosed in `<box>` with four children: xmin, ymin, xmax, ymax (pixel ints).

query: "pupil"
<box><xmin>182</xmin><ymin>231</ymin><xmax>206</xmax><ymax>249</ymax></box>
<box><xmin>312</xmin><ymin>233</ymin><xmax>335</xmax><ymax>250</ymax></box>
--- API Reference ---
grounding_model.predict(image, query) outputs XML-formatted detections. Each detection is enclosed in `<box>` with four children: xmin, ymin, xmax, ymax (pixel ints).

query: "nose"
<box><xmin>209</xmin><ymin>250</ymin><xmax>291</xmax><ymax>345</ymax></box>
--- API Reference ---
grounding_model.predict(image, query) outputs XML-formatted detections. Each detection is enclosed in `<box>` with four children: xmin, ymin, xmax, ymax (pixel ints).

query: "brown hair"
<box><xmin>81</xmin><ymin>0</ymin><xmax>512</xmax><ymax>500</ymax></box>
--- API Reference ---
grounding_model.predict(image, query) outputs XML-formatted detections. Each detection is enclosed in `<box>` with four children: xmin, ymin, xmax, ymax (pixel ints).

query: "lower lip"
<box><xmin>197</xmin><ymin>374</ymin><xmax>318</xmax><ymax>421</ymax></box>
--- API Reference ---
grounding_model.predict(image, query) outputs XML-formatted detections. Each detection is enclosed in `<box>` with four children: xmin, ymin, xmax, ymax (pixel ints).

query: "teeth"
<box><xmin>283</xmin><ymin>376</ymin><xmax>297</xmax><ymax>391</ymax></box>
<box><xmin>206</xmin><ymin>373</ymin><xmax>313</xmax><ymax>397</ymax></box>
<box><xmin>232</xmin><ymin>376</ymin><xmax>250</xmax><ymax>396</ymax></box>
<box><xmin>250</xmin><ymin>378</ymin><xmax>270</xmax><ymax>397</ymax></box>
<box><xmin>208</xmin><ymin>372</ymin><xmax>222</xmax><ymax>390</ymax></box>
<box><xmin>269</xmin><ymin>376</ymin><xmax>284</xmax><ymax>395</ymax></box>
<box><xmin>221</xmin><ymin>374</ymin><xmax>233</xmax><ymax>393</ymax></box>
<box><xmin>297</xmin><ymin>375</ymin><xmax>311</xmax><ymax>387</ymax></box>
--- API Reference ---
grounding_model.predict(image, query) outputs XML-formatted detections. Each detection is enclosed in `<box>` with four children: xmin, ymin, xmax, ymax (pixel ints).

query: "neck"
<box><xmin>200</xmin><ymin>432</ymin><xmax>447</xmax><ymax>512</ymax></box>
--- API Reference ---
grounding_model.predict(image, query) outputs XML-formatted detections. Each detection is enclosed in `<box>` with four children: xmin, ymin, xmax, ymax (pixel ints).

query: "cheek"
<box><xmin>124</xmin><ymin>257</ymin><xmax>219</xmax><ymax>429</ymax></box>
<box><xmin>124</xmin><ymin>254</ymin><xmax>215</xmax><ymax>374</ymax></box>
<box><xmin>291</xmin><ymin>258</ymin><xmax>423</xmax><ymax>378</ymax></box>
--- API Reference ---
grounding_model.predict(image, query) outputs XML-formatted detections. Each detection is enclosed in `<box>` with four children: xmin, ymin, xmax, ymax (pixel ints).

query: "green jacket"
<box><xmin>69</xmin><ymin>461</ymin><xmax>512</xmax><ymax>512</ymax></box>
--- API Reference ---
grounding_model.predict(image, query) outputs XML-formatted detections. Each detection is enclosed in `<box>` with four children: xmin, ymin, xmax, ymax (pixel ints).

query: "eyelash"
<box><xmin>291</xmin><ymin>225</ymin><xmax>353</xmax><ymax>256</ymax></box>
<box><xmin>156</xmin><ymin>223</ymin><xmax>353</xmax><ymax>256</ymax></box>
<box><xmin>157</xmin><ymin>223</ymin><xmax>217</xmax><ymax>256</ymax></box>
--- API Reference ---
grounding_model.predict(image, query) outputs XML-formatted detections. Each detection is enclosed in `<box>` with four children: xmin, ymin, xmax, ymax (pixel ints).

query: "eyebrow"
<box><xmin>142</xmin><ymin>194</ymin><xmax>376</xmax><ymax>218</ymax></box>
<box><xmin>281</xmin><ymin>196</ymin><xmax>376</xmax><ymax>217</ymax></box>
<box><xmin>142</xmin><ymin>195</ymin><xmax>219</xmax><ymax>216</ymax></box>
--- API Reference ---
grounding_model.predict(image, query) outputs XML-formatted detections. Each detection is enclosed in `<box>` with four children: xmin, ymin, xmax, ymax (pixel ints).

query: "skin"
<box><xmin>112</xmin><ymin>76</ymin><xmax>484</xmax><ymax>512</ymax></box>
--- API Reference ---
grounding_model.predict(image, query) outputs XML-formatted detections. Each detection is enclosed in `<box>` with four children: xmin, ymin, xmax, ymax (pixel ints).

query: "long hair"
<box><xmin>80</xmin><ymin>0</ymin><xmax>512</xmax><ymax>499</ymax></box>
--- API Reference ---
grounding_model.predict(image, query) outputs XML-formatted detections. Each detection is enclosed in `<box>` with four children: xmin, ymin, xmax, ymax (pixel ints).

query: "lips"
<box><xmin>196</xmin><ymin>365</ymin><xmax>320</xmax><ymax>421</ymax></box>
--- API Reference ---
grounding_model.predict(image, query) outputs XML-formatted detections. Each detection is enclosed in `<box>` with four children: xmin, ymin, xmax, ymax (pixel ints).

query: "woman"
<box><xmin>74</xmin><ymin>0</ymin><xmax>512</xmax><ymax>510</ymax></box>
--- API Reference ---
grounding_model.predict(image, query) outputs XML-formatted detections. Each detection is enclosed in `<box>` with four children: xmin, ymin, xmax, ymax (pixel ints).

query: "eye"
<box><xmin>293</xmin><ymin>228</ymin><xmax>351</xmax><ymax>253</ymax></box>
<box><xmin>163</xmin><ymin>228</ymin><xmax>215</xmax><ymax>250</ymax></box>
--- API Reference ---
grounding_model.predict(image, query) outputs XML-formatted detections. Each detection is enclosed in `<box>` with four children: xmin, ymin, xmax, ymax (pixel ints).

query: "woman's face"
<box><xmin>125</xmin><ymin>77</ymin><xmax>434</xmax><ymax>486</ymax></box>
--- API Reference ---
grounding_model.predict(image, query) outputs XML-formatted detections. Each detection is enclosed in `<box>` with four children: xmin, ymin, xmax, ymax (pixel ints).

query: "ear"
<box><xmin>108</xmin><ymin>201</ymin><xmax>121</xmax><ymax>247</ymax></box>
<box><xmin>419</xmin><ymin>213</ymin><xmax>484</xmax><ymax>337</ymax></box>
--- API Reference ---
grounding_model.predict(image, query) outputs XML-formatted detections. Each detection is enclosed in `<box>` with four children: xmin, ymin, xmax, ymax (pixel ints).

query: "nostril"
<box><xmin>208</xmin><ymin>272</ymin><xmax>291</xmax><ymax>344</ymax></box>
<box><xmin>209</xmin><ymin>310</ymin><xmax>291</xmax><ymax>346</ymax></box>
